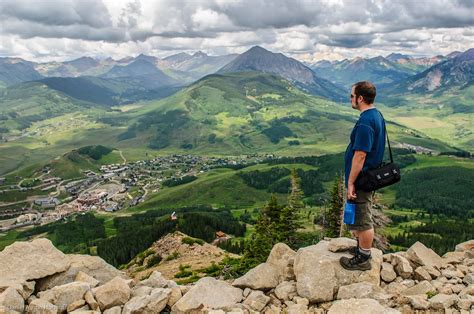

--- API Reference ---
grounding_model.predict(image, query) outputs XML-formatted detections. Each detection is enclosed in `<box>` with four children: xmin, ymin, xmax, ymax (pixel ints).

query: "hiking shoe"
<box><xmin>340</xmin><ymin>252</ymin><xmax>372</xmax><ymax>271</ymax></box>
<box><xmin>348</xmin><ymin>246</ymin><xmax>358</xmax><ymax>255</ymax></box>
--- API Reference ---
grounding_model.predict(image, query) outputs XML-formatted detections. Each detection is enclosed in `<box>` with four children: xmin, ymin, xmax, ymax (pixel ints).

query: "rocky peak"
<box><xmin>0</xmin><ymin>237</ymin><xmax>473</xmax><ymax>313</ymax></box>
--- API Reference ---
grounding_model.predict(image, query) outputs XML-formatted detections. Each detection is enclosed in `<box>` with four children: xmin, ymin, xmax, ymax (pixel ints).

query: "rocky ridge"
<box><xmin>0</xmin><ymin>237</ymin><xmax>473</xmax><ymax>313</ymax></box>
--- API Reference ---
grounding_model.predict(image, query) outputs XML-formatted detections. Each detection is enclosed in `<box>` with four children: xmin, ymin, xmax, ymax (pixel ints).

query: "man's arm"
<box><xmin>347</xmin><ymin>150</ymin><xmax>367</xmax><ymax>200</ymax></box>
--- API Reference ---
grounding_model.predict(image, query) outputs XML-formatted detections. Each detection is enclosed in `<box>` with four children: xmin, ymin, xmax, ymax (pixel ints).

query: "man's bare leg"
<box><xmin>358</xmin><ymin>228</ymin><xmax>374</xmax><ymax>250</ymax></box>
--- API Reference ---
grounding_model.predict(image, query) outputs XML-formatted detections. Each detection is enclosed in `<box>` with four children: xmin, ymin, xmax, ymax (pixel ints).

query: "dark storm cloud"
<box><xmin>320</xmin><ymin>34</ymin><xmax>376</xmax><ymax>48</ymax></box>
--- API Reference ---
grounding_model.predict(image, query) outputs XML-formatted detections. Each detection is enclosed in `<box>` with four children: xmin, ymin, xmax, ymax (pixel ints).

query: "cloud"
<box><xmin>0</xmin><ymin>0</ymin><xmax>472</xmax><ymax>61</ymax></box>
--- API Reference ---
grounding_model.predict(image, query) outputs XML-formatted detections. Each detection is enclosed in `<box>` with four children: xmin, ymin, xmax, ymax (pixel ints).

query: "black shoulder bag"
<box><xmin>354</xmin><ymin>112</ymin><xmax>401</xmax><ymax>192</ymax></box>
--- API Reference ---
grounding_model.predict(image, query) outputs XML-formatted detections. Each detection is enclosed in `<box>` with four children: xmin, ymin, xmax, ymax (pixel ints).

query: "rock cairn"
<box><xmin>0</xmin><ymin>237</ymin><xmax>473</xmax><ymax>313</ymax></box>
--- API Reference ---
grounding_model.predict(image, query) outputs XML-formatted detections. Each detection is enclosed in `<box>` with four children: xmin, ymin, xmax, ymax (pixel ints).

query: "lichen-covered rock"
<box><xmin>172</xmin><ymin>277</ymin><xmax>242</xmax><ymax>312</ymax></box>
<box><xmin>294</xmin><ymin>240</ymin><xmax>382</xmax><ymax>303</ymax></box>
<box><xmin>0</xmin><ymin>239</ymin><xmax>69</xmax><ymax>282</ymax></box>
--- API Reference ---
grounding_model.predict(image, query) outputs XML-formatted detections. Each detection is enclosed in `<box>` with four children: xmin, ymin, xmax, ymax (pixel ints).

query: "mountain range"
<box><xmin>0</xmin><ymin>46</ymin><xmax>472</xmax><ymax>175</ymax></box>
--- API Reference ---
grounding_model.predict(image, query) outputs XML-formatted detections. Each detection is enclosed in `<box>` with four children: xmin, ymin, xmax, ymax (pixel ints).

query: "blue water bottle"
<box><xmin>343</xmin><ymin>200</ymin><xmax>356</xmax><ymax>225</ymax></box>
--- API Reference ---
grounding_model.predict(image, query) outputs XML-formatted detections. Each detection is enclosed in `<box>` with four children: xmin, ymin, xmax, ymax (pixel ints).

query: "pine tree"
<box><xmin>279</xmin><ymin>168</ymin><xmax>304</xmax><ymax>245</ymax></box>
<box><xmin>325</xmin><ymin>175</ymin><xmax>344</xmax><ymax>237</ymax></box>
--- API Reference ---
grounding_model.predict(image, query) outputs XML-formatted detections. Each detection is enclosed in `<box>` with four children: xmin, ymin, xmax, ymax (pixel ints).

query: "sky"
<box><xmin>0</xmin><ymin>0</ymin><xmax>473</xmax><ymax>63</ymax></box>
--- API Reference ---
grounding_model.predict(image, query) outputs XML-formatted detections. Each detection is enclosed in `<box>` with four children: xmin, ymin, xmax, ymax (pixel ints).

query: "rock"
<box><xmin>93</xmin><ymin>276</ymin><xmax>131</xmax><ymax>311</ymax></box>
<box><xmin>421</xmin><ymin>265</ymin><xmax>441</xmax><ymax>279</ymax></box>
<box><xmin>294</xmin><ymin>240</ymin><xmax>382</xmax><ymax>303</ymax></box>
<box><xmin>75</xmin><ymin>271</ymin><xmax>100</xmax><ymax>288</ymax></box>
<box><xmin>0</xmin><ymin>279</ymin><xmax>35</xmax><ymax>300</ymax></box>
<box><xmin>292</xmin><ymin>296</ymin><xmax>309</xmax><ymax>306</ymax></box>
<box><xmin>144</xmin><ymin>288</ymin><xmax>171</xmax><ymax>313</ymax></box>
<box><xmin>70</xmin><ymin>310</ymin><xmax>99</xmax><ymax>314</ymax></box>
<box><xmin>264</xmin><ymin>304</ymin><xmax>282</xmax><ymax>314</ymax></box>
<box><xmin>407</xmin><ymin>295</ymin><xmax>430</xmax><ymax>310</ymax></box>
<box><xmin>0</xmin><ymin>287</ymin><xmax>24</xmax><ymax>313</ymax></box>
<box><xmin>37</xmin><ymin>281</ymin><xmax>90</xmax><ymax>313</ymax></box>
<box><xmin>459</xmin><ymin>285</ymin><xmax>474</xmax><ymax>297</ymax></box>
<box><xmin>383</xmin><ymin>253</ymin><xmax>394</xmax><ymax>263</ymax></box>
<box><xmin>286</xmin><ymin>303</ymin><xmax>309</xmax><ymax>313</ymax></box>
<box><xmin>414</xmin><ymin>266</ymin><xmax>432</xmax><ymax>281</ymax></box>
<box><xmin>266</xmin><ymin>243</ymin><xmax>296</xmax><ymax>281</ymax></box>
<box><xmin>452</xmin><ymin>284</ymin><xmax>465</xmax><ymax>294</ymax></box>
<box><xmin>443</xmin><ymin>252</ymin><xmax>465</xmax><ymax>264</ymax></box>
<box><xmin>463</xmin><ymin>273</ymin><xmax>474</xmax><ymax>285</ymax></box>
<box><xmin>336</xmin><ymin>282</ymin><xmax>382</xmax><ymax>300</ymax></box>
<box><xmin>66</xmin><ymin>299</ymin><xmax>86</xmax><ymax>312</ymax></box>
<box><xmin>402</xmin><ymin>280</ymin><xmax>435</xmax><ymax>296</ymax></box>
<box><xmin>328</xmin><ymin>238</ymin><xmax>357</xmax><ymax>253</ymax></box>
<box><xmin>393</xmin><ymin>254</ymin><xmax>413</xmax><ymax>279</ymax></box>
<box><xmin>429</xmin><ymin>293</ymin><xmax>458</xmax><ymax>309</ymax></box>
<box><xmin>232</xmin><ymin>263</ymin><xmax>280</xmax><ymax>290</ymax></box>
<box><xmin>442</xmin><ymin>269</ymin><xmax>464</xmax><ymax>279</ymax></box>
<box><xmin>274</xmin><ymin>281</ymin><xmax>297</xmax><ymax>301</ymax></box>
<box><xmin>0</xmin><ymin>239</ymin><xmax>69</xmax><ymax>282</ymax></box>
<box><xmin>172</xmin><ymin>277</ymin><xmax>242</xmax><ymax>312</ymax></box>
<box><xmin>456</xmin><ymin>295</ymin><xmax>474</xmax><ymax>311</ymax></box>
<box><xmin>328</xmin><ymin>298</ymin><xmax>400</xmax><ymax>314</ymax></box>
<box><xmin>455</xmin><ymin>240</ymin><xmax>474</xmax><ymax>252</ymax></box>
<box><xmin>27</xmin><ymin>298</ymin><xmax>58</xmax><ymax>314</ymax></box>
<box><xmin>84</xmin><ymin>290</ymin><xmax>99</xmax><ymax>311</ymax></box>
<box><xmin>137</xmin><ymin>271</ymin><xmax>169</xmax><ymax>289</ymax></box>
<box><xmin>381</xmin><ymin>263</ymin><xmax>397</xmax><ymax>282</ymax></box>
<box><xmin>131</xmin><ymin>286</ymin><xmax>152</xmax><ymax>298</ymax></box>
<box><xmin>406</xmin><ymin>241</ymin><xmax>444</xmax><ymax>269</ymax></box>
<box><xmin>123</xmin><ymin>295</ymin><xmax>149</xmax><ymax>314</ymax></box>
<box><xmin>103</xmin><ymin>306</ymin><xmax>122</xmax><ymax>314</ymax></box>
<box><xmin>400</xmin><ymin>279</ymin><xmax>415</xmax><ymax>288</ymax></box>
<box><xmin>167</xmin><ymin>287</ymin><xmax>182</xmax><ymax>307</ymax></box>
<box><xmin>37</xmin><ymin>254</ymin><xmax>124</xmax><ymax>291</ymax></box>
<box><xmin>243</xmin><ymin>290</ymin><xmax>270</xmax><ymax>312</ymax></box>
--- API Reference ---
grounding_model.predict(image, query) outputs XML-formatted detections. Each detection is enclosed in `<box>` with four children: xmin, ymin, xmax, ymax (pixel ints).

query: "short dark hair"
<box><xmin>353</xmin><ymin>81</ymin><xmax>376</xmax><ymax>104</ymax></box>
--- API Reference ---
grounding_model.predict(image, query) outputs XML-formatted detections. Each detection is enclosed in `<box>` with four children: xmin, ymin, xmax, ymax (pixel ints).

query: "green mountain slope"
<box><xmin>110</xmin><ymin>72</ymin><xmax>455</xmax><ymax>155</ymax></box>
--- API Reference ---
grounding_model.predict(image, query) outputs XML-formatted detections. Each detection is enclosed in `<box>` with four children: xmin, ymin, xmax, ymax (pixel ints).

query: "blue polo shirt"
<box><xmin>344</xmin><ymin>107</ymin><xmax>386</xmax><ymax>188</ymax></box>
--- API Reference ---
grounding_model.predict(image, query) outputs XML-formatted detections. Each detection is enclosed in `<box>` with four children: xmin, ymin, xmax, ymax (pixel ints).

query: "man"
<box><xmin>340</xmin><ymin>81</ymin><xmax>386</xmax><ymax>271</ymax></box>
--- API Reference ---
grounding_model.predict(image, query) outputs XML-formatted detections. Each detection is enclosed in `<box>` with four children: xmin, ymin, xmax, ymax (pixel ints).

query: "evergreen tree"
<box><xmin>279</xmin><ymin>168</ymin><xmax>304</xmax><ymax>245</ymax></box>
<box><xmin>325</xmin><ymin>175</ymin><xmax>344</xmax><ymax>237</ymax></box>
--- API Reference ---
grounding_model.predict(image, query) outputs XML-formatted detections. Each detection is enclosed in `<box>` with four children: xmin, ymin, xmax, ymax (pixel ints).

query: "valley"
<box><xmin>0</xmin><ymin>45</ymin><xmax>472</xmax><ymax>276</ymax></box>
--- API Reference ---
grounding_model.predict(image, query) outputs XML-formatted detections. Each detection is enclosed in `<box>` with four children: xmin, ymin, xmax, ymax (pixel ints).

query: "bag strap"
<box><xmin>377</xmin><ymin>110</ymin><xmax>394</xmax><ymax>164</ymax></box>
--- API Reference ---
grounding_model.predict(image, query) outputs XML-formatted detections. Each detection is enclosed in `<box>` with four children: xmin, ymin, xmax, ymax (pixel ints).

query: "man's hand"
<box><xmin>347</xmin><ymin>183</ymin><xmax>357</xmax><ymax>200</ymax></box>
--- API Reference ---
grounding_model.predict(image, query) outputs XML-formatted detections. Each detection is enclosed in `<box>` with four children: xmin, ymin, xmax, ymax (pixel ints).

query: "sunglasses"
<box><xmin>350</xmin><ymin>94</ymin><xmax>355</xmax><ymax>99</ymax></box>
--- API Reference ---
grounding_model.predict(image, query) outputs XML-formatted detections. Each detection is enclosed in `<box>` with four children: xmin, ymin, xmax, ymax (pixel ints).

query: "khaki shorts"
<box><xmin>347</xmin><ymin>190</ymin><xmax>374</xmax><ymax>231</ymax></box>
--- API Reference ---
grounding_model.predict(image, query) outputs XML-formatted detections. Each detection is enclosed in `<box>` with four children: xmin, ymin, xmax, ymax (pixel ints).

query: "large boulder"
<box><xmin>336</xmin><ymin>282</ymin><xmax>383</xmax><ymax>300</ymax></box>
<box><xmin>92</xmin><ymin>276</ymin><xmax>131</xmax><ymax>311</ymax></box>
<box><xmin>37</xmin><ymin>254</ymin><xmax>125</xmax><ymax>291</ymax></box>
<box><xmin>455</xmin><ymin>240</ymin><xmax>474</xmax><ymax>252</ymax></box>
<box><xmin>406</xmin><ymin>241</ymin><xmax>444</xmax><ymax>269</ymax></box>
<box><xmin>232</xmin><ymin>263</ymin><xmax>280</xmax><ymax>290</ymax></box>
<box><xmin>294</xmin><ymin>240</ymin><xmax>382</xmax><ymax>303</ymax></box>
<box><xmin>328</xmin><ymin>238</ymin><xmax>357</xmax><ymax>253</ymax></box>
<box><xmin>0</xmin><ymin>239</ymin><xmax>70</xmax><ymax>281</ymax></box>
<box><xmin>266</xmin><ymin>243</ymin><xmax>296</xmax><ymax>281</ymax></box>
<box><xmin>172</xmin><ymin>277</ymin><xmax>242</xmax><ymax>312</ymax></box>
<box><xmin>37</xmin><ymin>281</ymin><xmax>90</xmax><ymax>313</ymax></box>
<box><xmin>328</xmin><ymin>298</ymin><xmax>400</xmax><ymax>314</ymax></box>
